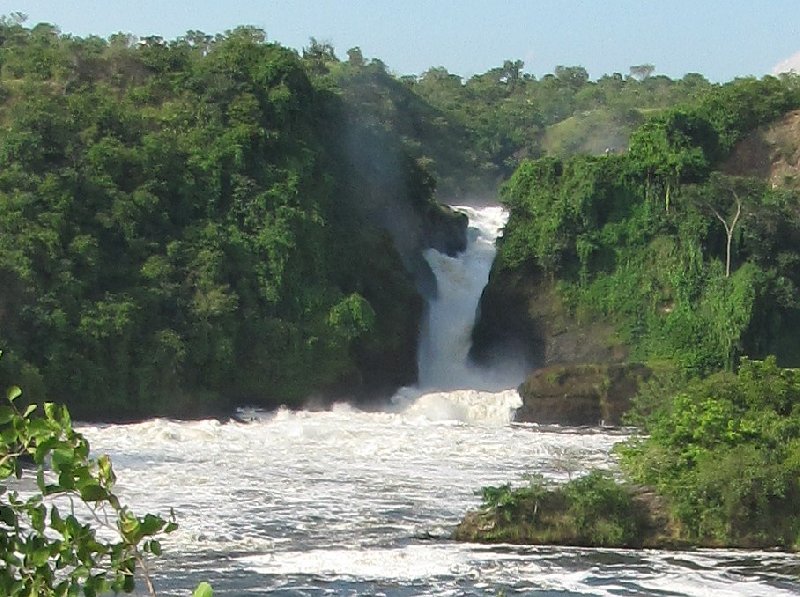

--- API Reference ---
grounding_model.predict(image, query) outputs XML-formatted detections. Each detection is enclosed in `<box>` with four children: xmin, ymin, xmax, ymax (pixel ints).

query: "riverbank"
<box><xmin>456</xmin><ymin>358</ymin><xmax>800</xmax><ymax>552</ymax></box>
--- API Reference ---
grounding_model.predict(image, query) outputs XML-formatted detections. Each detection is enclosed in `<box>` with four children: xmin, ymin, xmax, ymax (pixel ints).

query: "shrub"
<box><xmin>0</xmin><ymin>364</ymin><xmax>175</xmax><ymax>596</ymax></box>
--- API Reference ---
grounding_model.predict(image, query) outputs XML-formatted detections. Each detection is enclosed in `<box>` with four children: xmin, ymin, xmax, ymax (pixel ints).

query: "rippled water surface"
<box><xmin>80</xmin><ymin>405</ymin><xmax>800</xmax><ymax>596</ymax></box>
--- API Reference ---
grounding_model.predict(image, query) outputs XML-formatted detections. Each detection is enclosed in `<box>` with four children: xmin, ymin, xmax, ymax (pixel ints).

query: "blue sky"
<box><xmin>2</xmin><ymin>1</ymin><xmax>799</xmax><ymax>81</ymax></box>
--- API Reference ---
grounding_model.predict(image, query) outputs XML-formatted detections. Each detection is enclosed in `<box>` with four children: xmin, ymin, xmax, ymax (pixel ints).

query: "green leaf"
<box><xmin>0</xmin><ymin>405</ymin><xmax>14</xmax><ymax>424</ymax></box>
<box><xmin>50</xmin><ymin>505</ymin><xmax>64</xmax><ymax>530</ymax></box>
<box><xmin>51</xmin><ymin>447</ymin><xmax>75</xmax><ymax>470</ymax></box>
<box><xmin>149</xmin><ymin>539</ymin><xmax>162</xmax><ymax>556</ymax></box>
<box><xmin>44</xmin><ymin>402</ymin><xmax>58</xmax><ymax>421</ymax></box>
<box><xmin>122</xmin><ymin>574</ymin><xmax>135</xmax><ymax>592</ymax></box>
<box><xmin>34</xmin><ymin>437</ymin><xmax>61</xmax><ymax>464</ymax></box>
<box><xmin>31</xmin><ymin>503</ymin><xmax>46</xmax><ymax>533</ymax></box>
<box><xmin>193</xmin><ymin>581</ymin><xmax>214</xmax><ymax>597</ymax></box>
<box><xmin>0</xmin><ymin>504</ymin><xmax>16</xmax><ymax>526</ymax></box>
<box><xmin>120</xmin><ymin>515</ymin><xmax>140</xmax><ymax>541</ymax></box>
<box><xmin>31</xmin><ymin>545</ymin><xmax>51</xmax><ymax>567</ymax></box>
<box><xmin>79</xmin><ymin>483</ymin><xmax>108</xmax><ymax>502</ymax></box>
<box><xmin>7</xmin><ymin>385</ymin><xmax>22</xmax><ymax>401</ymax></box>
<box><xmin>139</xmin><ymin>513</ymin><xmax>165</xmax><ymax>536</ymax></box>
<box><xmin>57</xmin><ymin>469</ymin><xmax>76</xmax><ymax>490</ymax></box>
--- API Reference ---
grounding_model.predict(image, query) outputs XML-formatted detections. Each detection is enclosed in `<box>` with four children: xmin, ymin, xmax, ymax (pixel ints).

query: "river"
<box><xmin>78</xmin><ymin>206</ymin><xmax>800</xmax><ymax>596</ymax></box>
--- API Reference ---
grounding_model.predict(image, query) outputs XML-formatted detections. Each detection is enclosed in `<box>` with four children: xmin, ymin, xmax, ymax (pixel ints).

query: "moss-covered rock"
<box><xmin>516</xmin><ymin>363</ymin><xmax>652</xmax><ymax>426</ymax></box>
<box><xmin>454</xmin><ymin>472</ymin><xmax>686</xmax><ymax>549</ymax></box>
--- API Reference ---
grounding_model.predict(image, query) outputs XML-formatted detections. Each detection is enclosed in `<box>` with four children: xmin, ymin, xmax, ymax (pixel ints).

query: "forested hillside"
<box><xmin>474</xmin><ymin>74</ymin><xmax>800</xmax><ymax>375</ymax></box>
<box><xmin>0</xmin><ymin>21</ymin><xmax>467</xmax><ymax>419</ymax></box>
<box><xmin>2</xmin><ymin>17</ymin><xmax>799</xmax><ymax>420</ymax></box>
<box><xmin>298</xmin><ymin>42</ymin><xmax>713</xmax><ymax>198</ymax></box>
<box><xmin>462</xmin><ymin>74</ymin><xmax>800</xmax><ymax>552</ymax></box>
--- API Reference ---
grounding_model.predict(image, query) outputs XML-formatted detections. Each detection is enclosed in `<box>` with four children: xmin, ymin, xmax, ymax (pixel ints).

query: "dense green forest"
<box><xmin>0</xmin><ymin>19</ymin><xmax>472</xmax><ymax>419</ymax></box>
<box><xmin>489</xmin><ymin>74</ymin><xmax>800</xmax><ymax>373</ymax></box>
<box><xmin>0</xmin><ymin>18</ymin><xmax>722</xmax><ymax>420</ymax></box>
<box><xmin>2</xmin><ymin>16</ymin><xmax>800</xmax><ymax>429</ymax></box>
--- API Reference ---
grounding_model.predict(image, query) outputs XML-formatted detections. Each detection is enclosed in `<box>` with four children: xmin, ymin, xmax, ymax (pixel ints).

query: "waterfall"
<box><xmin>417</xmin><ymin>205</ymin><xmax>517</xmax><ymax>391</ymax></box>
<box><xmin>71</xmin><ymin>203</ymin><xmax>791</xmax><ymax>596</ymax></box>
<box><xmin>390</xmin><ymin>204</ymin><xmax>524</xmax><ymax>425</ymax></box>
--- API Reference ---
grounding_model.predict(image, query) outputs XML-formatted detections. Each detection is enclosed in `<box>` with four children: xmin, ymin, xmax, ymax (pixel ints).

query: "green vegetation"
<box><xmin>0</xmin><ymin>363</ymin><xmax>178</xmax><ymax>595</ymax></box>
<box><xmin>462</xmin><ymin>72</ymin><xmax>800</xmax><ymax>550</ymax></box>
<box><xmin>1</xmin><ymin>12</ymin><xmax>800</xmax><ymax>558</ymax></box>
<box><xmin>0</xmin><ymin>17</ymin><xmax>729</xmax><ymax>420</ymax></box>
<box><xmin>0</xmin><ymin>19</ymin><xmax>464</xmax><ymax>419</ymax></box>
<box><xmin>621</xmin><ymin>357</ymin><xmax>800</xmax><ymax>548</ymax></box>
<box><xmin>455</xmin><ymin>471</ymin><xmax>651</xmax><ymax>547</ymax></box>
<box><xmin>497</xmin><ymin>74</ymin><xmax>800</xmax><ymax>375</ymax></box>
<box><xmin>409</xmin><ymin>64</ymin><xmax>715</xmax><ymax>191</ymax></box>
<box><xmin>460</xmin><ymin>359</ymin><xmax>800</xmax><ymax>550</ymax></box>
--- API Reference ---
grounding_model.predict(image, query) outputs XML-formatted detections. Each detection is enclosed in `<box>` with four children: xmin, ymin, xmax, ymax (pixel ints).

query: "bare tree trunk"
<box><xmin>711</xmin><ymin>192</ymin><xmax>742</xmax><ymax>278</ymax></box>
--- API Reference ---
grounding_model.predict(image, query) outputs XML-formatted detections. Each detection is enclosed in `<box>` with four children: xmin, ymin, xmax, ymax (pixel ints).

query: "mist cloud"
<box><xmin>773</xmin><ymin>50</ymin><xmax>800</xmax><ymax>75</ymax></box>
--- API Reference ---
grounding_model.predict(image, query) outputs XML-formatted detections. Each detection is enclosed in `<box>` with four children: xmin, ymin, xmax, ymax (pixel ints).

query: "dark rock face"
<box><xmin>469</xmin><ymin>254</ymin><xmax>647</xmax><ymax>425</ymax></box>
<box><xmin>470</xmin><ymin>263</ymin><xmax>542</xmax><ymax>370</ymax></box>
<box><xmin>345</xmin><ymin>202</ymin><xmax>466</xmax><ymax>401</ymax></box>
<box><xmin>423</xmin><ymin>204</ymin><xmax>468</xmax><ymax>257</ymax></box>
<box><xmin>405</xmin><ymin>204</ymin><xmax>468</xmax><ymax>300</ymax></box>
<box><xmin>470</xmin><ymin>262</ymin><xmax>626</xmax><ymax>372</ymax></box>
<box><xmin>516</xmin><ymin>363</ymin><xmax>651</xmax><ymax>426</ymax></box>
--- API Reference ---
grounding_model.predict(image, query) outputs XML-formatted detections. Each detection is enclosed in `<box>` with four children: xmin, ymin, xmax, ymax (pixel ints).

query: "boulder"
<box><xmin>516</xmin><ymin>363</ymin><xmax>651</xmax><ymax>426</ymax></box>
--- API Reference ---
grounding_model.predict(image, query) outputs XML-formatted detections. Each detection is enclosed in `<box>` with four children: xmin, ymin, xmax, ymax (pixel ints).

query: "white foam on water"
<box><xmin>77</xmin><ymin>390</ymin><xmax>800</xmax><ymax>594</ymax></box>
<box><xmin>238</xmin><ymin>544</ymin><xmax>476</xmax><ymax>581</ymax></box>
<box><xmin>70</xmin><ymin>206</ymin><xmax>800</xmax><ymax>595</ymax></box>
<box><xmin>393</xmin><ymin>387</ymin><xmax>522</xmax><ymax>426</ymax></box>
<box><xmin>633</xmin><ymin>549</ymin><xmax>800</xmax><ymax>597</ymax></box>
<box><xmin>81</xmin><ymin>411</ymin><xmax>625</xmax><ymax>557</ymax></box>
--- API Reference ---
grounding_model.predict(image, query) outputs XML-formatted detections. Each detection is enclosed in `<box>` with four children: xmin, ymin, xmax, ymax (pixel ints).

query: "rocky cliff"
<box><xmin>470</xmin><ymin>262</ymin><xmax>627</xmax><ymax>372</ymax></box>
<box><xmin>515</xmin><ymin>363</ymin><xmax>651</xmax><ymax>426</ymax></box>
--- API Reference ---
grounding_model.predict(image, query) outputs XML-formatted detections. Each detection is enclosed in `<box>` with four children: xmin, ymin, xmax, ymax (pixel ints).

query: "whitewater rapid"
<box><xmin>81</xmin><ymin>410</ymin><xmax>631</xmax><ymax>595</ymax></box>
<box><xmin>80</xmin><ymin>411</ymin><xmax>800</xmax><ymax>597</ymax></box>
<box><xmin>73</xmin><ymin>205</ymin><xmax>799</xmax><ymax>595</ymax></box>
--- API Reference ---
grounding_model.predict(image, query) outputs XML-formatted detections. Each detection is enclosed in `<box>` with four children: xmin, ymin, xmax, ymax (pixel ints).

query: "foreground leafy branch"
<box><xmin>0</xmin><ymin>364</ymin><xmax>177</xmax><ymax>596</ymax></box>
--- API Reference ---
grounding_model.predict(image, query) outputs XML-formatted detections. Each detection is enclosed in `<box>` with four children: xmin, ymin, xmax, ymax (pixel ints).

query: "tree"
<box><xmin>688</xmin><ymin>174</ymin><xmax>762</xmax><ymax>277</ymax></box>
<box><xmin>179</xmin><ymin>30</ymin><xmax>215</xmax><ymax>56</ymax></box>
<box><xmin>346</xmin><ymin>46</ymin><xmax>364</xmax><ymax>67</ymax></box>
<box><xmin>554</xmin><ymin>65</ymin><xmax>589</xmax><ymax>90</ymax></box>
<box><xmin>302</xmin><ymin>37</ymin><xmax>337</xmax><ymax>75</ymax></box>
<box><xmin>711</xmin><ymin>191</ymin><xmax>742</xmax><ymax>278</ymax></box>
<box><xmin>621</xmin><ymin>357</ymin><xmax>800</xmax><ymax>546</ymax></box>
<box><xmin>628</xmin><ymin>110</ymin><xmax>716</xmax><ymax>211</ymax></box>
<box><xmin>501</xmin><ymin>59</ymin><xmax>524</xmax><ymax>85</ymax></box>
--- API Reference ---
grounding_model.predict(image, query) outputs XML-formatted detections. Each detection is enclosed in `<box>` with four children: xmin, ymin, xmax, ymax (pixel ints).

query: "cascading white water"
<box><xmin>66</xmin><ymin>205</ymin><xmax>800</xmax><ymax>596</ymax></box>
<box><xmin>390</xmin><ymin>205</ymin><xmax>526</xmax><ymax>426</ymax></box>
<box><xmin>417</xmin><ymin>205</ymin><xmax>509</xmax><ymax>391</ymax></box>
